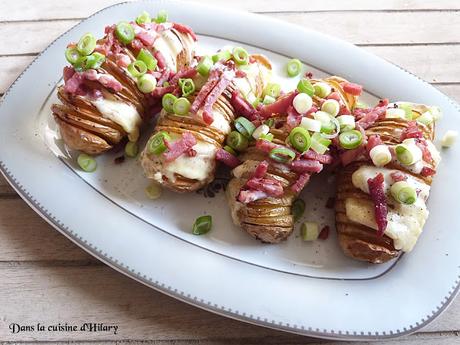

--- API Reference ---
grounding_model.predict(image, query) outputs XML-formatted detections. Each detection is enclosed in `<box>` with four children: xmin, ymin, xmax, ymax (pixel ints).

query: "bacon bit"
<box><xmin>342</xmin><ymin>82</ymin><xmax>363</xmax><ymax>96</ymax></box>
<box><xmin>130</xmin><ymin>38</ymin><xmax>144</xmax><ymax>52</ymax></box>
<box><xmin>290</xmin><ymin>160</ymin><xmax>323</xmax><ymax>174</ymax></box>
<box><xmin>286</xmin><ymin>105</ymin><xmax>302</xmax><ymax>130</ymax></box>
<box><xmin>151</xmin><ymin>85</ymin><xmax>175</xmax><ymax>98</ymax></box>
<box><xmin>366</xmin><ymin>135</ymin><xmax>383</xmax><ymax>154</ymax></box>
<box><xmin>255</xmin><ymin>139</ymin><xmax>278</xmax><ymax>153</ymax></box>
<box><xmin>237</xmin><ymin>190</ymin><xmax>268</xmax><ymax>204</ymax></box>
<box><xmin>115</xmin><ymin>53</ymin><xmax>131</xmax><ymax>68</ymax></box>
<box><xmin>64</xmin><ymin>70</ymin><xmax>84</xmax><ymax>94</ymax></box>
<box><xmin>340</xmin><ymin>146</ymin><xmax>366</xmax><ymax>166</ymax></box>
<box><xmin>306</xmin><ymin>105</ymin><xmax>318</xmax><ymax>116</ymax></box>
<box><xmin>401</xmin><ymin>121</ymin><xmax>423</xmax><ymax>140</ymax></box>
<box><xmin>98</xmin><ymin>74</ymin><xmax>123</xmax><ymax>92</ymax></box>
<box><xmin>367</xmin><ymin>173</ymin><xmax>388</xmax><ymax>237</ymax></box>
<box><xmin>114</xmin><ymin>155</ymin><xmax>125</xmax><ymax>164</ymax></box>
<box><xmin>415</xmin><ymin>138</ymin><xmax>433</xmax><ymax>163</ymax></box>
<box><xmin>326</xmin><ymin>197</ymin><xmax>335</xmax><ymax>209</ymax></box>
<box><xmin>170</xmin><ymin>67</ymin><xmax>198</xmax><ymax>85</ymax></box>
<box><xmin>421</xmin><ymin>166</ymin><xmax>436</xmax><ymax>177</ymax></box>
<box><xmin>136</xmin><ymin>31</ymin><xmax>156</xmax><ymax>46</ymax></box>
<box><xmin>305</xmin><ymin>72</ymin><xmax>313</xmax><ymax>79</ymax></box>
<box><xmin>230</xmin><ymin>90</ymin><xmax>258</xmax><ymax>120</ymax></box>
<box><xmin>63</xmin><ymin>66</ymin><xmax>75</xmax><ymax>82</ymax></box>
<box><xmin>291</xmin><ymin>173</ymin><xmax>310</xmax><ymax>194</ymax></box>
<box><xmin>259</xmin><ymin>91</ymin><xmax>298</xmax><ymax>118</ymax></box>
<box><xmin>302</xmin><ymin>150</ymin><xmax>333</xmax><ymax>164</ymax></box>
<box><xmin>327</xmin><ymin>92</ymin><xmax>341</xmax><ymax>102</ymax></box>
<box><xmin>354</xmin><ymin>99</ymin><xmax>389</xmax><ymax>128</ymax></box>
<box><xmin>216</xmin><ymin>148</ymin><xmax>241</xmax><ymax>168</ymax></box>
<box><xmin>190</xmin><ymin>68</ymin><xmax>221</xmax><ymax>114</ymax></box>
<box><xmin>157</xmin><ymin>68</ymin><xmax>172</xmax><ymax>86</ymax></box>
<box><xmin>154</xmin><ymin>50</ymin><xmax>167</xmax><ymax>70</ymax></box>
<box><xmin>253</xmin><ymin>160</ymin><xmax>269</xmax><ymax>178</ymax></box>
<box><xmin>246</xmin><ymin>178</ymin><xmax>284</xmax><ymax>197</ymax></box>
<box><xmin>318</xmin><ymin>226</ymin><xmax>330</xmax><ymax>240</ymax></box>
<box><xmin>390</xmin><ymin>171</ymin><xmax>407</xmax><ymax>182</ymax></box>
<box><xmin>202</xmin><ymin>73</ymin><xmax>233</xmax><ymax>125</ymax></box>
<box><xmin>163</xmin><ymin>132</ymin><xmax>197</xmax><ymax>162</ymax></box>
<box><xmin>172</xmin><ymin>22</ymin><xmax>197</xmax><ymax>41</ymax></box>
<box><xmin>235</xmin><ymin>69</ymin><xmax>247</xmax><ymax>78</ymax></box>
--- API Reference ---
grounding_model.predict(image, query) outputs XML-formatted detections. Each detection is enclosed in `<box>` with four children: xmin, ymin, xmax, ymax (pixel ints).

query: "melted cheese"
<box><xmin>162</xmin><ymin>141</ymin><xmax>217</xmax><ymax>182</ymax></box>
<box><xmin>153</xmin><ymin>30</ymin><xmax>184</xmax><ymax>72</ymax></box>
<box><xmin>347</xmin><ymin>165</ymin><xmax>431</xmax><ymax>252</ymax></box>
<box><xmin>92</xmin><ymin>98</ymin><xmax>142</xmax><ymax>141</ymax></box>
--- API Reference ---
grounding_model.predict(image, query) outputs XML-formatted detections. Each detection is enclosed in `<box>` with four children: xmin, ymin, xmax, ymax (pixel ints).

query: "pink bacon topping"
<box><xmin>163</xmin><ymin>132</ymin><xmax>197</xmax><ymax>162</ymax></box>
<box><xmin>216</xmin><ymin>148</ymin><xmax>241</xmax><ymax>168</ymax></box>
<box><xmin>401</xmin><ymin>121</ymin><xmax>423</xmax><ymax>140</ymax></box>
<box><xmin>172</xmin><ymin>22</ymin><xmax>197</xmax><ymax>41</ymax></box>
<box><xmin>367</xmin><ymin>173</ymin><xmax>388</xmax><ymax>237</ymax></box>
<box><xmin>230</xmin><ymin>90</ymin><xmax>258</xmax><ymax>121</ymax></box>
<box><xmin>342</xmin><ymin>82</ymin><xmax>363</xmax><ymax>96</ymax></box>
<box><xmin>291</xmin><ymin>173</ymin><xmax>311</xmax><ymax>194</ymax></box>
<box><xmin>259</xmin><ymin>91</ymin><xmax>298</xmax><ymax>119</ymax></box>
<box><xmin>290</xmin><ymin>160</ymin><xmax>324</xmax><ymax>174</ymax></box>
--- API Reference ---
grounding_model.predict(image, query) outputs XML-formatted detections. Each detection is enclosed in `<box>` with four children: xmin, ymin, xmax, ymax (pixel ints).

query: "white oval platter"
<box><xmin>0</xmin><ymin>0</ymin><xmax>459</xmax><ymax>340</ymax></box>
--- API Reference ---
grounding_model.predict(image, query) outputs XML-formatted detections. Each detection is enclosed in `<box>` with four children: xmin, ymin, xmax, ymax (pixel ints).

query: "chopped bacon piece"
<box><xmin>130</xmin><ymin>38</ymin><xmax>144</xmax><ymax>52</ymax></box>
<box><xmin>253</xmin><ymin>160</ymin><xmax>269</xmax><ymax>179</ymax></box>
<box><xmin>342</xmin><ymin>82</ymin><xmax>363</xmax><ymax>96</ymax></box>
<box><xmin>136</xmin><ymin>31</ymin><xmax>156</xmax><ymax>46</ymax></box>
<box><xmin>302</xmin><ymin>150</ymin><xmax>333</xmax><ymax>164</ymax></box>
<box><xmin>151</xmin><ymin>85</ymin><xmax>175</xmax><ymax>98</ymax></box>
<box><xmin>291</xmin><ymin>173</ymin><xmax>310</xmax><ymax>194</ymax></box>
<box><xmin>306</xmin><ymin>105</ymin><xmax>318</xmax><ymax>116</ymax></box>
<box><xmin>154</xmin><ymin>50</ymin><xmax>167</xmax><ymax>70</ymax></box>
<box><xmin>358</xmin><ymin>111</ymin><xmax>380</xmax><ymax>130</ymax></box>
<box><xmin>290</xmin><ymin>160</ymin><xmax>323</xmax><ymax>174</ymax></box>
<box><xmin>255</xmin><ymin>139</ymin><xmax>278</xmax><ymax>153</ymax></box>
<box><xmin>98</xmin><ymin>74</ymin><xmax>123</xmax><ymax>92</ymax></box>
<box><xmin>259</xmin><ymin>91</ymin><xmax>298</xmax><ymax>118</ymax></box>
<box><xmin>421</xmin><ymin>166</ymin><xmax>436</xmax><ymax>177</ymax></box>
<box><xmin>237</xmin><ymin>190</ymin><xmax>268</xmax><ymax>204</ymax></box>
<box><xmin>319</xmin><ymin>226</ymin><xmax>330</xmax><ymax>240</ymax></box>
<box><xmin>390</xmin><ymin>171</ymin><xmax>407</xmax><ymax>182</ymax></box>
<box><xmin>115</xmin><ymin>53</ymin><xmax>131</xmax><ymax>68</ymax></box>
<box><xmin>202</xmin><ymin>73</ymin><xmax>233</xmax><ymax>125</ymax></box>
<box><xmin>286</xmin><ymin>105</ymin><xmax>302</xmax><ymax>129</ymax></box>
<box><xmin>245</xmin><ymin>178</ymin><xmax>284</xmax><ymax>197</ymax></box>
<box><xmin>415</xmin><ymin>138</ymin><xmax>433</xmax><ymax>163</ymax></box>
<box><xmin>170</xmin><ymin>67</ymin><xmax>198</xmax><ymax>85</ymax></box>
<box><xmin>172</xmin><ymin>22</ymin><xmax>197</xmax><ymax>41</ymax></box>
<box><xmin>355</xmin><ymin>99</ymin><xmax>389</xmax><ymax>128</ymax></box>
<box><xmin>367</xmin><ymin>173</ymin><xmax>388</xmax><ymax>237</ymax></box>
<box><xmin>366</xmin><ymin>135</ymin><xmax>383</xmax><ymax>154</ymax></box>
<box><xmin>230</xmin><ymin>90</ymin><xmax>258</xmax><ymax>120</ymax></box>
<box><xmin>327</xmin><ymin>92</ymin><xmax>341</xmax><ymax>101</ymax></box>
<box><xmin>216</xmin><ymin>148</ymin><xmax>240</xmax><ymax>168</ymax></box>
<box><xmin>63</xmin><ymin>66</ymin><xmax>75</xmax><ymax>82</ymax></box>
<box><xmin>190</xmin><ymin>68</ymin><xmax>221</xmax><ymax>114</ymax></box>
<box><xmin>64</xmin><ymin>70</ymin><xmax>84</xmax><ymax>94</ymax></box>
<box><xmin>401</xmin><ymin>121</ymin><xmax>423</xmax><ymax>141</ymax></box>
<box><xmin>163</xmin><ymin>132</ymin><xmax>197</xmax><ymax>162</ymax></box>
<box><xmin>340</xmin><ymin>146</ymin><xmax>366</xmax><ymax>166</ymax></box>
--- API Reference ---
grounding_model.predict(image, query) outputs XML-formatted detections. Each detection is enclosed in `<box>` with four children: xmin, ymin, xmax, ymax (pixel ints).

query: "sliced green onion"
<box><xmin>125</xmin><ymin>141</ymin><xmax>139</xmax><ymax>158</ymax></box>
<box><xmin>77</xmin><ymin>153</ymin><xmax>97</xmax><ymax>172</ymax></box>
<box><xmin>65</xmin><ymin>47</ymin><xmax>81</xmax><ymax>65</ymax></box>
<box><xmin>252</xmin><ymin>97</ymin><xmax>261</xmax><ymax>108</ymax></box>
<box><xmin>224</xmin><ymin>145</ymin><xmax>237</xmax><ymax>155</ymax></box>
<box><xmin>179</xmin><ymin>78</ymin><xmax>195</xmax><ymax>97</ymax></box>
<box><xmin>74</xmin><ymin>53</ymin><xmax>105</xmax><ymax>71</ymax></box>
<box><xmin>293</xmin><ymin>93</ymin><xmax>313</xmax><ymax>114</ymax></box>
<box><xmin>77</xmin><ymin>33</ymin><xmax>96</xmax><ymax>56</ymax></box>
<box><xmin>232</xmin><ymin>47</ymin><xmax>249</xmax><ymax>65</ymax></box>
<box><xmin>312</xmin><ymin>132</ymin><xmax>332</xmax><ymax>147</ymax></box>
<box><xmin>297</xmin><ymin>78</ymin><xmax>314</xmax><ymax>96</ymax></box>
<box><xmin>173</xmin><ymin>97</ymin><xmax>191</xmax><ymax>115</ymax></box>
<box><xmin>321</xmin><ymin>99</ymin><xmax>340</xmax><ymax>116</ymax></box>
<box><xmin>416</xmin><ymin>111</ymin><xmax>434</xmax><ymax>126</ymax></box>
<box><xmin>212</xmin><ymin>50</ymin><xmax>231</xmax><ymax>63</ymax></box>
<box><xmin>300</xmin><ymin>117</ymin><xmax>321</xmax><ymax>132</ymax></box>
<box><xmin>252</xmin><ymin>124</ymin><xmax>270</xmax><ymax>139</ymax></box>
<box><xmin>197</xmin><ymin>56</ymin><xmax>213</xmax><ymax>76</ymax></box>
<box><xmin>137</xmin><ymin>73</ymin><xmax>157</xmax><ymax>93</ymax></box>
<box><xmin>227</xmin><ymin>131</ymin><xmax>249</xmax><ymax>151</ymax></box>
<box><xmin>289</xmin><ymin>127</ymin><xmax>311</xmax><ymax>153</ymax></box>
<box><xmin>286</xmin><ymin>58</ymin><xmax>302</xmax><ymax>77</ymax></box>
<box><xmin>115</xmin><ymin>21</ymin><xmax>135</xmax><ymax>44</ymax></box>
<box><xmin>145</xmin><ymin>182</ymin><xmax>162</xmax><ymax>199</ymax></box>
<box><xmin>398</xmin><ymin>103</ymin><xmax>413</xmax><ymax>120</ymax></box>
<box><xmin>339</xmin><ymin>130</ymin><xmax>363</xmax><ymax>150</ymax></box>
<box><xmin>234</xmin><ymin>117</ymin><xmax>256</xmax><ymax>138</ymax></box>
<box><xmin>441</xmin><ymin>130</ymin><xmax>458</xmax><ymax>148</ymax></box>
<box><xmin>263</xmin><ymin>83</ymin><xmax>281</xmax><ymax>98</ymax></box>
<box><xmin>386</xmin><ymin>107</ymin><xmax>406</xmax><ymax>119</ymax></box>
<box><xmin>301</xmin><ymin>222</ymin><xmax>319</xmax><ymax>241</ymax></box>
<box><xmin>136</xmin><ymin>10</ymin><xmax>151</xmax><ymax>25</ymax></box>
<box><xmin>269</xmin><ymin>147</ymin><xmax>296</xmax><ymax>163</ymax></box>
<box><xmin>337</xmin><ymin>115</ymin><xmax>355</xmax><ymax>131</ymax></box>
<box><xmin>314</xmin><ymin>111</ymin><xmax>335</xmax><ymax>134</ymax></box>
<box><xmin>128</xmin><ymin>60</ymin><xmax>147</xmax><ymax>77</ymax></box>
<box><xmin>310</xmin><ymin>139</ymin><xmax>328</xmax><ymax>154</ymax></box>
<box><xmin>137</xmin><ymin>48</ymin><xmax>157</xmax><ymax>71</ymax></box>
<box><xmin>155</xmin><ymin>9</ymin><xmax>168</xmax><ymax>23</ymax></box>
<box><xmin>390</xmin><ymin>181</ymin><xmax>417</xmax><ymax>205</ymax></box>
<box><xmin>192</xmin><ymin>215</ymin><xmax>212</xmax><ymax>235</ymax></box>
<box><xmin>395</xmin><ymin>142</ymin><xmax>422</xmax><ymax>165</ymax></box>
<box><xmin>292</xmin><ymin>199</ymin><xmax>305</xmax><ymax>221</ymax></box>
<box><xmin>264</xmin><ymin>118</ymin><xmax>275</xmax><ymax>128</ymax></box>
<box><xmin>313</xmin><ymin>82</ymin><xmax>332</xmax><ymax>98</ymax></box>
<box><xmin>263</xmin><ymin>95</ymin><xmax>276</xmax><ymax>105</ymax></box>
<box><xmin>148</xmin><ymin>131</ymin><xmax>171</xmax><ymax>155</ymax></box>
<box><xmin>369</xmin><ymin>144</ymin><xmax>392</xmax><ymax>167</ymax></box>
<box><xmin>259</xmin><ymin>133</ymin><xmax>274</xmax><ymax>142</ymax></box>
<box><xmin>162</xmin><ymin>93</ymin><xmax>177</xmax><ymax>113</ymax></box>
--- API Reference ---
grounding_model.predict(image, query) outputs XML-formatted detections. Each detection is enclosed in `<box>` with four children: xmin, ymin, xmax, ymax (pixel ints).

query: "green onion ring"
<box><xmin>339</xmin><ymin>130</ymin><xmax>363</xmax><ymax>150</ymax></box>
<box><xmin>269</xmin><ymin>147</ymin><xmax>296</xmax><ymax>163</ymax></box>
<box><xmin>234</xmin><ymin>117</ymin><xmax>256</xmax><ymax>138</ymax></box>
